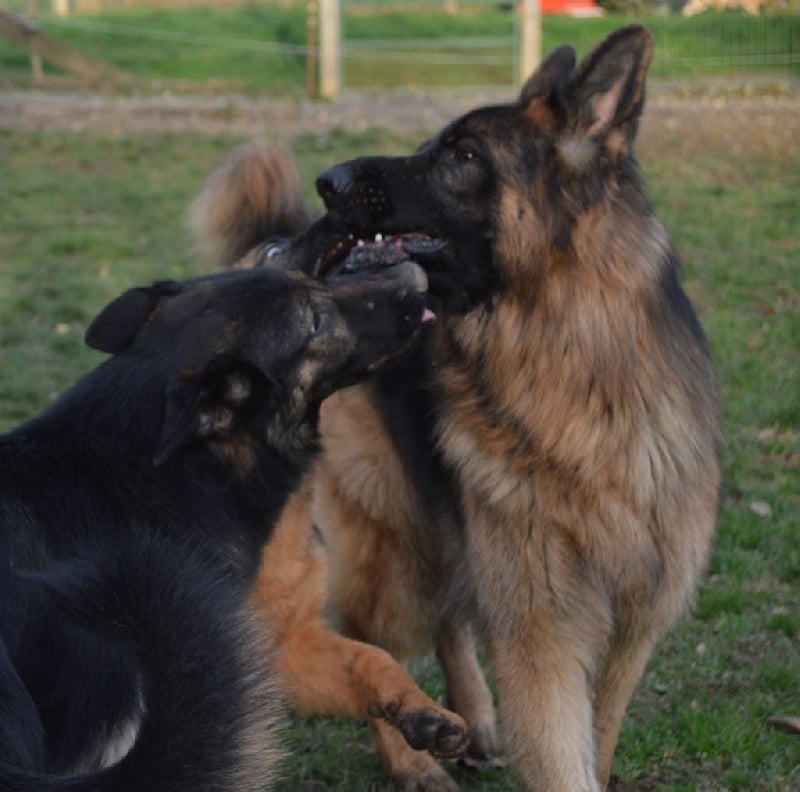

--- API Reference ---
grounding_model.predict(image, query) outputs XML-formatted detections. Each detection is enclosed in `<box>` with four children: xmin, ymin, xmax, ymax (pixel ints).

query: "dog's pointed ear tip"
<box><xmin>551</xmin><ymin>43</ymin><xmax>577</xmax><ymax>60</ymax></box>
<box><xmin>519</xmin><ymin>44</ymin><xmax>577</xmax><ymax>104</ymax></box>
<box><xmin>612</xmin><ymin>24</ymin><xmax>655</xmax><ymax>58</ymax></box>
<box><xmin>551</xmin><ymin>44</ymin><xmax>578</xmax><ymax>76</ymax></box>
<box><xmin>631</xmin><ymin>26</ymin><xmax>655</xmax><ymax>62</ymax></box>
<box><xmin>628</xmin><ymin>23</ymin><xmax>654</xmax><ymax>42</ymax></box>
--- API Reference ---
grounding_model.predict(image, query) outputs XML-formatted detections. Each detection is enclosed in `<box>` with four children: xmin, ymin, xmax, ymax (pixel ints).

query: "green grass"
<box><xmin>1</xmin><ymin>114</ymin><xmax>798</xmax><ymax>789</ymax></box>
<box><xmin>0</xmin><ymin>5</ymin><xmax>798</xmax><ymax>90</ymax></box>
<box><xmin>0</xmin><ymin>128</ymin><xmax>394</xmax><ymax>424</ymax></box>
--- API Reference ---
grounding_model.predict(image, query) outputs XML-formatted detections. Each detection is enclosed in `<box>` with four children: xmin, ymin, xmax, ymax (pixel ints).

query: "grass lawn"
<box><xmin>0</xmin><ymin>106</ymin><xmax>798</xmax><ymax>788</ymax></box>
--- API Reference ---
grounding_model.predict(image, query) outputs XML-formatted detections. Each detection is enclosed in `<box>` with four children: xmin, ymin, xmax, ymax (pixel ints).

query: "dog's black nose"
<box><xmin>316</xmin><ymin>164</ymin><xmax>353</xmax><ymax>205</ymax></box>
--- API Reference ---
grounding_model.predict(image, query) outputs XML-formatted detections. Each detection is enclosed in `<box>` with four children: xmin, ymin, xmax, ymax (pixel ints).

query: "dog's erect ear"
<box><xmin>153</xmin><ymin>369</ymin><xmax>261</xmax><ymax>466</ymax></box>
<box><xmin>86</xmin><ymin>281</ymin><xmax>182</xmax><ymax>354</ymax></box>
<box><xmin>519</xmin><ymin>44</ymin><xmax>576</xmax><ymax>104</ymax></box>
<box><xmin>564</xmin><ymin>24</ymin><xmax>654</xmax><ymax>144</ymax></box>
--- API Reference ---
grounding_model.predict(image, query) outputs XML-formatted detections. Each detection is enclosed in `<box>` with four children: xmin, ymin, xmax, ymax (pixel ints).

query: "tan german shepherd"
<box><xmin>192</xmin><ymin>25</ymin><xmax>721</xmax><ymax>791</ymax></box>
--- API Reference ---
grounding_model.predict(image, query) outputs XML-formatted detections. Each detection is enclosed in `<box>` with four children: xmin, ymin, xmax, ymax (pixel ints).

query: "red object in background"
<box><xmin>541</xmin><ymin>0</ymin><xmax>604</xmax><ymax>16</ymax></box>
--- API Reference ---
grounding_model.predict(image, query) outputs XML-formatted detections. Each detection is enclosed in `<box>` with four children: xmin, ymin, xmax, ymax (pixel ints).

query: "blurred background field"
<box><xmin>1</xmin><ymin>1</ymin><xmax>798</xmax><ymax>92</ymax></box>
<box><xmin>1</xmin><ymin>1</ymin><xmax>798</xmax><ymax>789</ymax></box>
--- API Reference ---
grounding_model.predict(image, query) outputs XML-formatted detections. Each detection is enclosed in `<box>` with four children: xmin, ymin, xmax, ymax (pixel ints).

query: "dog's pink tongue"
<box><xmin>422</xmin><ymin>308</ymin><xmax>437</xmax><ymax>326</ymax></box>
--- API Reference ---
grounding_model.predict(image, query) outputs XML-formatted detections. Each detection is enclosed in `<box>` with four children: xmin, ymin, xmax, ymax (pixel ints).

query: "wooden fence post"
<box><xmin>318</xmin><ymin>0</ymin><xmax>340</xmax><ymax>100</ymax></box>
<box><xmin>518</xmin><ymin>0</ymin><xmax>541</xmax><ymax>86</ymax></box>
<box><xmin>307</xmin><ymin>0</ymin><xmax>318</xmax><ymax>97</ymax></box>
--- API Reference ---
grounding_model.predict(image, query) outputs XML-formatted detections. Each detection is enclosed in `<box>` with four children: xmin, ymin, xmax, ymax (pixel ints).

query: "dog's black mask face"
<box><xmin>310</xmin><ymin>26</ymin><xmax>654</xmax><ymax>314</ymax></box>
<box><xmin>311</xmin><ymin>147</ymin><xmax>499</xmax><ymax>314</ymax></box>
<box><xmin>85</xmin><ymin>264</ymin><xmax>430</xmax><ymax>464</ymax></box>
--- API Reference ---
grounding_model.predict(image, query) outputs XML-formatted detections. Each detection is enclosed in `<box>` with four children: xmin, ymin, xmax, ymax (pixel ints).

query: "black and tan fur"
<box><xmin>0</xmin><ymin>261</ymin><xmax>436</xmax><ymax>791</ymax></box>
<box><xmin>191</xmin><ymin>145</ymin><xmax>473</xmax><ymax>790</ymax></box>
<box><xmin>193</xmin><ymin>25</ymin><xmax>721</xmax><ymax>790</ymax></box>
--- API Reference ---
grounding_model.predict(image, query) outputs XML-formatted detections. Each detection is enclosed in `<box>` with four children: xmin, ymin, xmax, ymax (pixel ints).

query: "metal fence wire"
<box><xmin>655</xmin><ymin>15</ymin><xmax>799</xmax><ymax>68</ymax></box>
<box><xmin>2</xmin><ymin>0</ymin><xmax>798</xmax><ymax>90</ymax></box>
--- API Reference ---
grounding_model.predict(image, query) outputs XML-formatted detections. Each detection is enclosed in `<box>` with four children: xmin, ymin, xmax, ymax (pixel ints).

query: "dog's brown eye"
<box><xmin>453</xmin><ymin>141</ymin><xmax>479</xmax><ymax>163</ymax></box>
<box><xmin>266</xmin><ymin>244</ymin><xmax>283</xmax><ymax>259</ymax></box>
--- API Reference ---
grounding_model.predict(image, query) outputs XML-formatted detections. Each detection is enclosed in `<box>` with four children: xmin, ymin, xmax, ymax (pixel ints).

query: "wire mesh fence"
<box><xmin>1</xmin><ymin>0</ymin><xmax>798</xmax><ymax>92</ymax></box>
<box><xmin>655</xmin><ymin>12</ymin><xmax>799</xmax><ymax>70</ymax></box>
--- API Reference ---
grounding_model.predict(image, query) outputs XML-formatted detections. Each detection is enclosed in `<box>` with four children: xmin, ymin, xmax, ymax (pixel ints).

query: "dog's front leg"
<box><xmin>435</xmin><ymin>619</ymin><xmax>499</xmax><ymax>764</ymax></box>
<box><xmin>249</xmin><ymin>478</ymin><xmax>470</xmax><ymax>773</ymax></box>
<box><xmin>465</xmin><ymin>501</ymin><xmax>612</xmax><ymax>791</ymax></box>
<box><xmin>490</xmin><ymin>625</ymin><xmax>600</xmax><ymax>791</ymax></box>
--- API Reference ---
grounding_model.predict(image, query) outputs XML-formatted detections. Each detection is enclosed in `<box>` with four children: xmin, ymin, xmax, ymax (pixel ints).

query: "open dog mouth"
<box><xmin>319</xmin><ymin>232</ymin><xmax>446</xmax><ymax>278</ymax></box>
<box><xmin>251</xmin><ymin>227</ymin><xmax>441</xmax><ymax>331</ymax></box>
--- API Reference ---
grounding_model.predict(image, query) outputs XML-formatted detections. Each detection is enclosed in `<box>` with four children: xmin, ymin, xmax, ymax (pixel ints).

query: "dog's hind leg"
<box><xmin>435</xmin><ymin>620</ymin><xmax>498</xmax><ymax>763</ymax></box>
<box><xmin>592</xmin><ymin>635</ymin><xmax>655</xmax><ymax>790</ymax></box>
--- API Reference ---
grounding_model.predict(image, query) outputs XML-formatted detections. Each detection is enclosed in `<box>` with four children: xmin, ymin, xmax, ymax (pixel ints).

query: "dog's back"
<box><xmin>0</xmin><ymin>532</ymin><xmax>282</xmax><ymax>792</ymax></box>
<box><xmin>0</xmin><ymin>359</ymin><xmax>283</xmax><ymax>791</ymax></box>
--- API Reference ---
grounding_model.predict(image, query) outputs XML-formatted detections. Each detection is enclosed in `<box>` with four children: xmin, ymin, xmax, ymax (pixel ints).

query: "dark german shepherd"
<box><xmin>0</xmin><ymin>260</ymin><xmax>432</xmax><ymax>791</ymax></box>
<box><xmin>192</xmin><ymin>24</ymin><xmax>721</xmax><ymax>790</ymax></box>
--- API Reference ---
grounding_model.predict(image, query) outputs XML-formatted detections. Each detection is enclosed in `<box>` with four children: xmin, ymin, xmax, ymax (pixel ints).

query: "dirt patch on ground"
<box><xmin>1</xmin><ymin>76</ymin><xmax>798</xmax><ymax>159</ymax></box>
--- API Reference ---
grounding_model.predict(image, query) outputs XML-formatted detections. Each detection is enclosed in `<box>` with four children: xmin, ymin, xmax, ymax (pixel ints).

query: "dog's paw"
<box><xmin>463</xmin><ymin>721</ymin><xmax>503</xmax><ymax>766</ymax></box>
<box><xmin>377</xmin><ymin>702</ymin><xmax>470</xmax><ymax>759</ymax></box>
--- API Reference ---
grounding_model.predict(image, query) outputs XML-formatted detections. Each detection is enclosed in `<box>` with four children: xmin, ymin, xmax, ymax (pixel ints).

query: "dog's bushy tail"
<box><xmin>0</xmin><ymin>533</ymin><xmax>284</xmax><ymax>792</ymax></box>
<box><xmin>189</xmin><ymin>141</ymin><xmax>310</xmax><ymax>269</ymax></box>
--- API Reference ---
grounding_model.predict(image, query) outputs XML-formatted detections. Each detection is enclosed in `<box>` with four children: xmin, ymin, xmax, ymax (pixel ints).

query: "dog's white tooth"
<box><xmin>357</xmin><ymin>239</ymin><xmax>365</xmax><ymax>247</ymax></box>
<box><xmin>374</xmin><ymin>233</ymin><xmax>383</xmax><ymax>242</ymax></box>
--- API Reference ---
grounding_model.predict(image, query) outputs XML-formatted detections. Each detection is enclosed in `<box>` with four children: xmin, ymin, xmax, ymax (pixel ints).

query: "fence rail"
<box><xmin>1</xmin><ymin>1</ymin><xmax>798</xmax><ymax>94</ymax></box>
